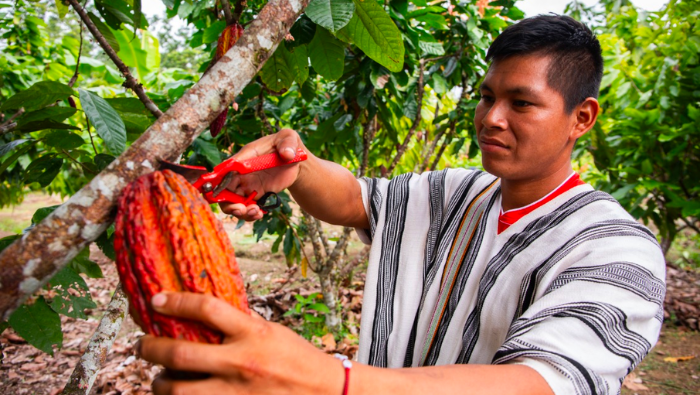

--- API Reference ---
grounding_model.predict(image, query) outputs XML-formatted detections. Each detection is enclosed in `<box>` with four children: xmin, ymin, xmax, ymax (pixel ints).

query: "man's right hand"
<box><xmin>220</xmin><ymin>129</ymin><xmax>369</xmax><ymax>230</ymax></box>
<box><xmin>219</xmin><ymin>129</ymin><xmax>305</xmax><ymax>221</ymax></box>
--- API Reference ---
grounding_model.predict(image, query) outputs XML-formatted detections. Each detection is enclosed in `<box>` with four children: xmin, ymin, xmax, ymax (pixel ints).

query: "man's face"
<box><xmin>474</xmin><ymin>54</ymin><xmax>579</xmax><ymax>183</ymax></box>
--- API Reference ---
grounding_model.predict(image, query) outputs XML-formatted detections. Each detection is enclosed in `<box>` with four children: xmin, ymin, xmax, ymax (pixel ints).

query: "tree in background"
<box><xmin>568</xmin><ymin>0</ymin><xmax>700</xmax><ymax>255</ymax></box>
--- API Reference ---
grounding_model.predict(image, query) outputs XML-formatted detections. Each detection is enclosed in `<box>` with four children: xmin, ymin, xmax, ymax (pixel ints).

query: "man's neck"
<box><xmin>500</xmin><ymin>165</ymin><xmax>575</xmax><ymax>212</ymax></box>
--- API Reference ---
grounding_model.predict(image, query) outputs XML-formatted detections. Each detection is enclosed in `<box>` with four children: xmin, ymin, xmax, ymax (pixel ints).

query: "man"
<box><xmin>139</xmin><ymin>15</ymin><xmax>665</xmax><ymax>395</ymax></box>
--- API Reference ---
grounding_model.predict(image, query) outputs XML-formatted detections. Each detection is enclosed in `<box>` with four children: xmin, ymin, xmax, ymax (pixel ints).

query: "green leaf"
<box><xmin>79</xmin><ymin>89</ymin><xmax>127</xmax><ymax>154</ymax></box>
<box><xmin>309</xmin><ymin>302</ymin><xmax>331</xmax><ymax>313</ymax></box>
<box><xmin>309</xmin><ymin>27</ymin><xmax>345</xmax><ymax>81</ymax></box>
<box><xmin>203</xmin><ymin>20</ymin><xmax>227</xmax><ymax>44</ymax></box>
<box><xmin>105</xmin><ymin>98</ymin><xmax>151</xmax><ymax>115</ymax></box>
<box><xmin>339</xmin><ymin>0</ymin><xmax>405</xmax><ymax>72</ymax></box>
<box><xmin>305</xmin><ymin>0</ymin><xmax>355</xmax><ymax>33</ymax></box>
<box><xmin>18</xmin><ymin>107</ymin><xmax>77</xmax><ymax>126</ymax></box>
<box><xmin>95</xmin><ymin>225</ymin><xmax>116</xmax><ymax>260</ymax></box>
<box><xmin>94</xmin><ymin>153</ymin><xmax>116</xmax><ymax>172</ymax></box>
<box><xmin>24</xmin><ymin>155</ymin><xmax>64</xmax><ymax>187</ymax></box>
<box><xmin>0</xmin><ymin>235</ymin><xmax>20</xmax><ymax>252</ymax></box>
<box><xmin>0</xmin><ymin>139</ymin><xmax>32</xmax><ymax>158</ymax></box>
<box><xmin>0</xmin><ymin>143</ymin><xmax>35</xmax><ymax>175</ymax></box>
<box><xmin>290</xmin><ymin>45</ymin><xmax>310</xmax><ymax>85</ymax></box>
<box><xmin>8</xmin><ymin>297</ymin><xmax>62</xmax><ymax>355</ymax></box>
<box><xmin>301</xmin><ymin>79</ymin><xmax>317</xmax><ymax>102</ymax></box>
<box><xmin>133</xmin><ymin>0</ymin><xmax>143</xmax><ymax>29</ymax></box>
<box><xmin>193</xmin><ymin>137</ymin><xmax>222</xmax><ymax>167</ymax></box>
<box><xmin>15</xmin><ymin>119</ymin><xmax>80</xmax><ymax>133</ymax></box>
<box><xmin>241</xmin><ymin>83</ymin><xmax>263</xmax><ymax>99</ymax></box>
<box><xmin>46</xmin><ymin>267</ymin><xmax>97</xmax><ymax>319</ymax></box>
<box><xmin>43</xmin><ymin>130</ymin><xmax>85</xmax><ymax>150</ymax></box>
<box><xmin>69</xmin><ymin>247</ymin><xmax>103</xmax><ymax>278</ymax></box>
<box><xmin>111</xmin><ymin>27</ymin><xmax>150</xmax><ymax>78</ymax></box>
<box><xmin>419</xmin><ymin>41</ymin><xmax>445</xmax><ymax>56</ymax></box>
<box><xmin>32</xmin><ymin>205</ymin><xmax>61</xmax><ymax>225</ymax></box>
<box><xmin>288</xmin><ymin>15</ymin><xmax>317</xmax><ymax>48</ymax></box>
<box><xmin>0</xmin><ymin>81</ymin><xmax>75</xmax><ymax>112</ymax></box>
<box><xmin>87</xmin><ymin>12</ymin><xmax>120</xmax><ymax>52</ymax></box>
<box><xmin>55</xmin><ymin>0</ymin><xmax>69</xmax><ymax>18</ymax></box>
<box><xmin>260</xmin><ymin>45</ymin><xmax>296</xmax><ymax>92</ymax></box>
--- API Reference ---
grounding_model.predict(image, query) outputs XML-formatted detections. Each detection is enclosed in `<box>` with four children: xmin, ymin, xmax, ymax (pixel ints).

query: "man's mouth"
<box><xmin>479</xmin><ymin>136</ymin><xmax>509</xmax><ymax>151</ymax></box>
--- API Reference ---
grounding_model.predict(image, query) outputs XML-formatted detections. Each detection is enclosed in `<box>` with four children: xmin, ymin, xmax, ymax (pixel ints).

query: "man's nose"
<box><xmin>482</xmin><ymin>101</ymin><xmax>507</xmax><ymax>130</ymax></box>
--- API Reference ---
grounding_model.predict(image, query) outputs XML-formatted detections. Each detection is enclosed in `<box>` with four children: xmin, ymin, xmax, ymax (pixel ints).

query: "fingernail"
<box><xmin>232</xmin><ymin>209</ymin><xmax>242</xmax><ymax>216</ymax></box>
<box><xmin>152</xmin><ymin>293</ymin><xmax>167</xmax><ymax>308</ymax></box>
<box><xmin>283</xmin><ymin>147</ymin><xmax>295</xmax><ymax>157</ymax></box>
<box><xmin>248</xmin><ymin>208</ymin><xmax>259</xmax><ymax>217</ymax></box>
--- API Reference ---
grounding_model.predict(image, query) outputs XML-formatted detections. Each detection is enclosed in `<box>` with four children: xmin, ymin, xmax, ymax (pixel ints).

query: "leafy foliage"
<box><xmin>569</xmin><ymin>0</ymin><xmax>700</xmax><ymax>251</ymax></box>
<box><xmin>0</xmin><ymin>0</ymin><xmax>520</xmax><ymax>352</ymax></box>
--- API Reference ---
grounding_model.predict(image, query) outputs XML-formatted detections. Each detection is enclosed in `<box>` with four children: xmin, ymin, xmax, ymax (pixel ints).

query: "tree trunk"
<box><xmin>0</xmin><ymin>0</ymin><xmax>310</xmax><ymax>321</ymax></box>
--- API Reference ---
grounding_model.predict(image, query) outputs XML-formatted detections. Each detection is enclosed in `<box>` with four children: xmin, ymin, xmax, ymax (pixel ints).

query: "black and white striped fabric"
<box><xmin>355</xmin><ymin>168</ymin><xmax>666</xmax><ymax>395</ymax></box>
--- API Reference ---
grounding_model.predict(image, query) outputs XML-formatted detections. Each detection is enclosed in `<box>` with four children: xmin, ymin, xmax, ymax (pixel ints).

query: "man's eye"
<box><xmin>514</xmin><ymin>100</ymin><xmax>532</xmax><ymax>107</ymax></box>
<box><xmin>480</xmin><ymin>95</ymin><xmax>494</xmax><ymax>103</ymax></box>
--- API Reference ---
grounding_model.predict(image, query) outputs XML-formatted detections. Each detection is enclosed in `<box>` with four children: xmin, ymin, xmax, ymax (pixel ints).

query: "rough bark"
<box><xmin>0</xmin><ymin>0</ymin><xmax>309</xmax><ymax>321</ymax></box>
<box><xmin>67</xmin><ymin>0</ymin><xmax>163</xmax><ymax>119</ymax></box>
<box><xmin>62</xmin><ymin>285</ymin><xmax>128</xmax><ymax>395</ymax></box>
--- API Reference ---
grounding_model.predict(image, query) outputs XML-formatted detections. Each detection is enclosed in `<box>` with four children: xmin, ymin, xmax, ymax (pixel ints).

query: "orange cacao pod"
<box><xmin>114</xmin><ymin>170</ymin><xmax>249</xmax><ymax>344</ymax></box>
<box><xmin>210</xmin><ymin>23</ymin><xmax>244</xmax><ymax>137</ymax></box>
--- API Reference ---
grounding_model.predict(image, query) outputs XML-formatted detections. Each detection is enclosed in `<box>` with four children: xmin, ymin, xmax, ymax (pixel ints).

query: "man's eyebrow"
<box><xmin>479</xmin><ymin>83</ymin><xmax>493</xmax><ymax>92</ymax></box>
<box><xmin>506</xmin><ymin>86</ymin><xmax>538</xmax><ymax>96</ymax></box>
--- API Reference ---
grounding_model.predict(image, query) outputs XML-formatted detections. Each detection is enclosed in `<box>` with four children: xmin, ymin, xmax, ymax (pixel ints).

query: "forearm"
<box><xmin>350</xmin><ymin>364</ymin><xmax>553</xmax><ymax>395</ymax></box>
<box><xmin>288</xmin><ymin>152</ymin><xmax>369</xmax><ymax>229</ymax></box>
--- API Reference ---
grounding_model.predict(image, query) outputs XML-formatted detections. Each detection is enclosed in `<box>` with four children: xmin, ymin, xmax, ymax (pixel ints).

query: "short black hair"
<box><xmin>486</xmin><ymin>14</ymin><xmax>603</xmax><ymax>113</ymax></box>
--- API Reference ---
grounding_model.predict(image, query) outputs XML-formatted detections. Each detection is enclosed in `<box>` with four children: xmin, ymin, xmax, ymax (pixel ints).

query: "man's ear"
<box><xmin>570</xmin><ymin>97</ymin><xmax>600</xmax><ymax>141</ymax></box>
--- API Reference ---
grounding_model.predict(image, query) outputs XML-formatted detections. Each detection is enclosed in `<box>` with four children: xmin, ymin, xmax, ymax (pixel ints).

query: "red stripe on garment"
<box><xmin>498</xmin><ymin>173</ymin><xmax>585</xmax><ymax>234</ymax></box>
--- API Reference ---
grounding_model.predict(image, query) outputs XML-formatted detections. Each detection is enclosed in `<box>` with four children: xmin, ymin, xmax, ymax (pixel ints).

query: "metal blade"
<box><xmin>158</xmin><ymin>160</ymin><xmax>208</xmax><ymax>184</ymax></box>
<box><xmin>212</xmin><ymin>172</ymin><xmax>234</xmax><ymax>197</ymax></box>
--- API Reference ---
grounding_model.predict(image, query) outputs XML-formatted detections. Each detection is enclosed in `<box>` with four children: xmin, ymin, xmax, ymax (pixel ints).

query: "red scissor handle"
<box><xmin>193</xmin><ymin>149</ymin><xmax>307</xmax><ymax>210</ymax></box>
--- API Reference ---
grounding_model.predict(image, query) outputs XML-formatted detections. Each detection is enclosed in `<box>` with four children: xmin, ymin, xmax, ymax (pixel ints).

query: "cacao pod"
<box><xmin>114</xmin><ymin>170</ymin><xmax>249</xmax><ymax>344</ymax></box>
<box><xmin>209</xmin><ymin>23</ymin><xmax>245</xmax><ymax>137</ymax></box>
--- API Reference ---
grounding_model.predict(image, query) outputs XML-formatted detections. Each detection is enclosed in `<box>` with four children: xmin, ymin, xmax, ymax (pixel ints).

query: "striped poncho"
<box><xmin>355</xmin><ymin>169</ymin><xmax>665</xmax><ymax>395</ymax></box>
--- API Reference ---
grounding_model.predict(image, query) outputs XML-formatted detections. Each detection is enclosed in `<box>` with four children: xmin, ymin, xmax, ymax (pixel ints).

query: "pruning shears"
<box><xmin>159</xmin><ymin>148</ymin><xmax>307</xmax><ymax>213</ymax></box>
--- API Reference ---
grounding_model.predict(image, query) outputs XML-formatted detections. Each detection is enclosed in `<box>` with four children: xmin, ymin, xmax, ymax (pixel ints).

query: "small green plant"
<box><xmin>284</xmin><ymin>292</ymin><xmax>330</xmax><ymax>339</ymax></box>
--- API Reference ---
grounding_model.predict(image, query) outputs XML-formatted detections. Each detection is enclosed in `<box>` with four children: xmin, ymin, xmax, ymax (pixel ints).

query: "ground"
<box><xmin>0</xmin><ymin>194</ymin><xmax>698</xmax><ymax>394</ymax></box>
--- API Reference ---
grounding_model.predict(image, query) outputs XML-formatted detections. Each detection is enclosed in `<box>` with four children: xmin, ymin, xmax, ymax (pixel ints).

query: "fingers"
<box><xmin>139</xmin><ymin>336</ymin><xmax>237</xmax><ymax>376</ymax></box>
<box><xmin>150</xmin><ymin>292</ymin><xmax>255</xmax><ymax>336</ymax></box>
<box><xmin>152</xmin><ymin>373</ymin><xmax>234</xmax><ymax>395</ymax></box>
<box><xmin>219</xmin><ymin>203</ymin><xmax>263</xmax><ymax>221</ymax></box>
<box><xmin>275</xmin><ymin>128</ymin><xmax>301</xmax><ymax>161</ymax></box>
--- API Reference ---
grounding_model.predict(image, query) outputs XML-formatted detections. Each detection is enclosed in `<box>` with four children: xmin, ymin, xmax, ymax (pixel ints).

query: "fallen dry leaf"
<box><xmin>622</xmin><ymin>372</ymin><xmax>649</xmax><ymax>391</ymax></box>
<box><xmin>663</xmin><ymin>355</ymin><xmax>696</xmax><ymax>363</ymax></box>
<box><xmin>321</xmin><ymin>333</ymin><xmax>336</xmax><ymax>352</ymax></box>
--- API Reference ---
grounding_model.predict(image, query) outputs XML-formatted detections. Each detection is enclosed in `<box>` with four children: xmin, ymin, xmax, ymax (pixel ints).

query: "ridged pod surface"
<box><xmin>210</xmin><ymin>23</ymin><xmax>245</xmax><ymax>137</ymax></box>
<box><xmin>114</xmin><ymin>170</ymin><xmax>249</xmax><ymax>344</ymax></box>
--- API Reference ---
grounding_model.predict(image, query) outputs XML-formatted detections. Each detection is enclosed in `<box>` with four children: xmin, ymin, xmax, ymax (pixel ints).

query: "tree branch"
<box><xmin>221</xmin><ymin>0</ymin><xmax>235</xmax><ymax>25</ymax></box>
<box><xmin>386</xmin><ymin>59</ymin><xmax>426</xmax><ymax>175</ymax></box>
<box><xmin>62</xmin><ymin>284</ymin><xmax>128</xmax><ymax>395</ymax></box>
<box><xmin>421</xmin><ymin>123</ymin><xmax>449</xmax><ymax>172</ymax></box>
<box><xmin>0</xmin><ymin>0</ymin><xmax>310</xmax><ymax>320</ymax></box>
<box><xmin>68</xmin><ymin>21</ymin><xmax>84</xmax><ymax>88</ymax></box>
<box><xmin>314</xmin><ymin>217</ymin><xmax>330</xmax><ymax>257</ymax></box>
<box><xmin>232</xmin><ymin>0</ymin><xmax>248</xmax><ymax>24</ymax></box>
<box><xmin>0</xmin><ymin>108</ymin><xmax>24</xmax><ymax>135</ymax></box>
<box><xmin>430</xmin><ymin>122</ymin><xmax>456</xmax><ymax>171</ymax></box>
<box><xmin>681</xmin><ymin>217</ymin><xmax>700</xmax><ymax>235</ymax></box>
<box><xmin>66</xmin><ymin>0</ymin><xmax>163</xmax><ymax>119</ymax></box>
<box><xmin>359</xmin><ymin>115</ymin><xmax>376</xmax><ymax>178</ymax></box>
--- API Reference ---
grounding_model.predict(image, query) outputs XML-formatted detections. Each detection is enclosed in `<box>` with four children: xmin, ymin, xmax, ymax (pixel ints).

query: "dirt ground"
<box><xmin>1</xmin><ymin>194</ymin><xmax>699</xmax><ymax>394</ymax></box>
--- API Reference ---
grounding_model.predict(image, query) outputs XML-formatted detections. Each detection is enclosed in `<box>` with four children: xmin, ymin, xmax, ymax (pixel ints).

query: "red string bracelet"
<box><xmin>333</xmin><ymin>353</ymin><xmax>352</xmax><ymax>395</ymax></box>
